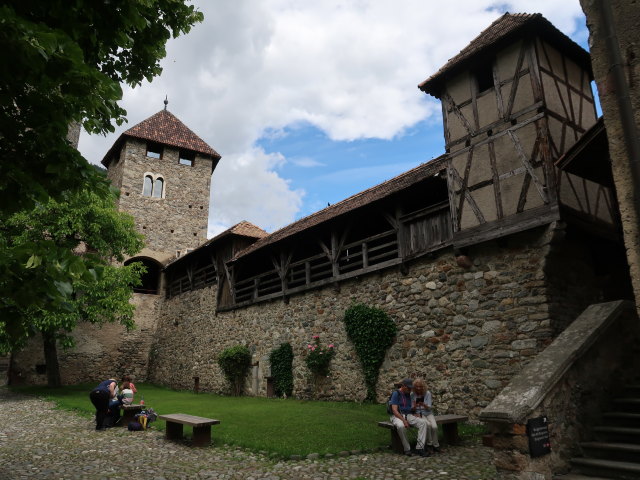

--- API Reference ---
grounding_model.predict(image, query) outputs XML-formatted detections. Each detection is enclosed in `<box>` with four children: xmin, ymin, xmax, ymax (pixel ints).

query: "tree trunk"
<box><xmin>42</xmin><ymin>332</ymin><xmax>61</xmax><ymax>387</ymax></box>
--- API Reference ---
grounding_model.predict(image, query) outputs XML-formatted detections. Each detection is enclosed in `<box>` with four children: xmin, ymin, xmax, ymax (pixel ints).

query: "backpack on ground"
<box><xmin>128</xmin><ymin>421</ymin><xmax>143</xmax><ymax>431</ymax></box>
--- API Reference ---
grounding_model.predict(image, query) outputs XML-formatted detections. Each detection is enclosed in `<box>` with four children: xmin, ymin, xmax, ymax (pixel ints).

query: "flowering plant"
<box><xmin>304</xmin><ymin>335</ymin><xmax>335</xmax><ymax>377</ymax></box>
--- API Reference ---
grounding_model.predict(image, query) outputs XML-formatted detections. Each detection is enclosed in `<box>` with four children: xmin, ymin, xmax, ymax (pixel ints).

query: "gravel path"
<box><xmin>0</xmin><ymin>387</ymin><xmax>496</xmax><ymax>479</ymax></box>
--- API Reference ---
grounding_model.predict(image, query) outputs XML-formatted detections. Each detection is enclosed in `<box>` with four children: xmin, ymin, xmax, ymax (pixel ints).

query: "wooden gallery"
<box><xmin>11</xmin><ymin>12</ymin><xmax>640</xmax><ymax>479</ymax></box>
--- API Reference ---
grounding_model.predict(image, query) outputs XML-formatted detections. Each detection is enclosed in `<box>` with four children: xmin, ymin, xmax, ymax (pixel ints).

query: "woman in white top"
<box><xmin>411</xmin><ymin>378</ymin><xmax>441</xmax><ymax>453</ymax></box>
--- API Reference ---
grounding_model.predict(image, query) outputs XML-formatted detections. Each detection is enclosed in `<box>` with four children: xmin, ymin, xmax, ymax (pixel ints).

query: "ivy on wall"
<box><xmin>269</xmin><ymin>342</ymin><xmax>294</xmax><ymax>397</ymax></box>
<box><xmin>343</xmin><ymin>303</ymin><xmax>397</xmax><ymax>402</ymax></box>
<box><xmin>217</xmin><ymin>345</ymin><xmax>252</xmax><ymax>396</ymax></box>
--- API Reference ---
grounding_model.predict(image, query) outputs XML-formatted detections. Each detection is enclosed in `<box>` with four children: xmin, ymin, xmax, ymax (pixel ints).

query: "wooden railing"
<box><xmin>167</xmin><ymin>263</ymin><xmax>217</xmax><ymax>298</ymax></box>
<box><xmin>230</xmin><ymin>204</ymin><xmax>451</xmax><ymax>307</ymax></box>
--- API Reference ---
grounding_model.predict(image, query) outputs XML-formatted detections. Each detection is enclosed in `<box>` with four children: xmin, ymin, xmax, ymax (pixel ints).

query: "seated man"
<box><xmin>389</xmin><ymin>378</ymin><xmax>429</xmax><ymax>457</ymax></box>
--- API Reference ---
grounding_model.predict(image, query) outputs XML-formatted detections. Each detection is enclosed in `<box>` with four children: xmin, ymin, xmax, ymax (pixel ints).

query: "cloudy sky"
<box><xmin>78</xmin><ymin>0</ymin><xmax>590</xmax><ymax>238</ymax></box>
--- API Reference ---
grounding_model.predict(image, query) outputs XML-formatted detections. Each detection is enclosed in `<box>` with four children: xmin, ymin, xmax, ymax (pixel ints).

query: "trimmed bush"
<box><xmin>269</xmin><ymin>343</ymin><xmax>293</xmax><ymax>397</ymax></box>
<box><xmin>217</xmin><ymin>345</ymin><xmax>252</xmax><ymax>396</ymax></box>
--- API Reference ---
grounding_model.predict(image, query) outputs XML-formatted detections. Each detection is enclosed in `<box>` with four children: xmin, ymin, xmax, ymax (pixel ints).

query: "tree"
<box><xmin>0</xmin><ymin>1</ymin><xmax>203</xmax><ymax>353</ymax></box>
<box><xmin>1</xmin><ymin>188</ymin><xmax>146</xmax><ymax>385</ymax></box>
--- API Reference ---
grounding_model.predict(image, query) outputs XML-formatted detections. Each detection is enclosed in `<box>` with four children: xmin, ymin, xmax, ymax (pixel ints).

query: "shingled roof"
<box><xmin>164</xmin><ymin>221</ymin><xmax>267</xmax><ymax>269</ymax></box>
<box><xmin>101</xmin><ymin>109</ymin><xmax>220</xmax><ymax>166</ymax></box>
<box><xmin>231</xmin><ymin>155</ymin><xmax>449</xmax><ymax>261</ymax></box>
<box><xmin>419</xmin><ymin>13</ymin><xmax>592</xmax><ymax>97</ymax></box>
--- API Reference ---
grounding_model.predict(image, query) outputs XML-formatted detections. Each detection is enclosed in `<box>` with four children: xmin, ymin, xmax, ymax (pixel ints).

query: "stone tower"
<box><xmin>101</xmin><ymin>107</ymin><xmax>221</xmax><ymax>262</ymax></box>
<box><xmin>420</xmin><ymin>13</ymin><xmax>598</xmax><ymax>247</ymax></box>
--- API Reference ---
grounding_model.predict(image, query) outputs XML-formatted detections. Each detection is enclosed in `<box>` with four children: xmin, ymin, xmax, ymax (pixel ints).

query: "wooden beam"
<box><xmin>505</xmin><ymin>42</ymin><xmax>527</xmax><ymax>117</ymax></box>
<box><xmin>507</xmin><ymin>130</ymin><xmax>548</xmax><ymax>203</ymax></box>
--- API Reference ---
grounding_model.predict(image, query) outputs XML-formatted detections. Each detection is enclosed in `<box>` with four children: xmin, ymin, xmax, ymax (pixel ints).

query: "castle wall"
<box><xmin>11</xmin><ymin>293</ymin><xmax>161</xmax><ymax>385</ymax></box>
<box><xmin>148</xmin><ymin>222</ymin><xmax>604</xmax><ymax>419</ymax></box>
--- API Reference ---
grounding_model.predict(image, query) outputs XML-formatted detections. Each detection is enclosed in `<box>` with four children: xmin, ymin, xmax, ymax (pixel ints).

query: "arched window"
<box><xmin>153</xmin><ymin>177</ymin><xmax>164</xmax><ymax>198</ymax></box>
<box><xmin>142</xmin><ymin>175</ymin><xmax>153</xmax><ymax>196</ymax></box>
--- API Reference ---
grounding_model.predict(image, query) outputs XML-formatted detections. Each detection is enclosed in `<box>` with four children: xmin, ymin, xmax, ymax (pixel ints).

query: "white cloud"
<box><xmin>291</xmin><ymin>157</ymin><xmax>325</xmax><ymax>168</ymax></box>
<box><xmin>208</xmin><ymin>147</ymin><xmax>304</xmax><ymax>237</ymax></box>
<box><xmin>79</xmin><ymin>0</ymin><xmax>586</xmax><ymax>235</ymax></box>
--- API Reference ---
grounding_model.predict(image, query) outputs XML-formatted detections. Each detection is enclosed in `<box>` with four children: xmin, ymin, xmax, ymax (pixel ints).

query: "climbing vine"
<box><xmin>343</xmin><ymin>303</ymin><xmax>397</xmax><ymax>402</ymax></box>
<box><xmin>269</xmin><ymin>342</ymin><xmax>294</xmax><ymax>397</ymax></box>
<box><xmin>217</xmin><ymin>345</ymin><xmax>252</xmax><ymax>396</ymax></box>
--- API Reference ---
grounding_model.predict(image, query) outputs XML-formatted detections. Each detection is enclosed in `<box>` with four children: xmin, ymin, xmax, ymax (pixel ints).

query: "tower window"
<box><xmin>179</xmin><ymin>150</ymin><xmax>195</xmax><ymax>166</ymax></box>
<box><xmin>142</xmin><ymin>174</ymin><xmax>165</xmax><ymax>198</ymax></box>
<box><xmin>474</xmin><ymin>62</ymin><xmax>494</xmax><ymax>93</ymax></box>
<box><xmin>146</xmin><ymin>142</ymin><xmax>163</xmax><ymax>159</ymax></box>
<box><xmin>153</xmin><ymin>178</ymin><xmax>164</xmax><ymax>198</ymax></box>
<box><xmin>143</xmin><ymin>175</ymin><xmax>153</xmax><ymax>196</ymax></box>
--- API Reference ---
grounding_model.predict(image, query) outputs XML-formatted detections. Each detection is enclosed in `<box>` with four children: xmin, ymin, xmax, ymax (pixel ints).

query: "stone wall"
<box><xmin>148</xmin><ymin>222</ymin><xmax>609</xmax><ymax>418</ymax></box>
<box><xmin>581</xmin><ymin>0</ymin><xmax>640</xmax><ymax>313</ymax></box>
<box><xmin>11</xmin><ymin>293</ymin><xmax>161</xmax><ymax>386</ymax></box>
<box><xmin>481</xmin><ymin>301</ymin><xmax>640</xmax><ymax>479</ymax></box>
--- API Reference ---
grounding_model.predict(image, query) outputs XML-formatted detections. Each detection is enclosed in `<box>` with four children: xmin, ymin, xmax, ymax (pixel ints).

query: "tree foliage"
<box><xmin>343</xmin><ymin>304</ymin><xmax>397</xmax><ymax>402</ymax></box>
<box><xmin>218</xmin><ymin>345</ymin><xmax>252</xmax><ymax>396</ymax></box>
<box><xmin>0</xmin><ymin>1</ymin><xmax>203</xmax><ymax>353</ymax></box>
<box><xmin>269</xmin><ymin>343</ymin><xmax>294</xmax><ymax>398</ymax></box>
<box><xmin>0</xmin><ymin>188</ymin><xmax>146</xmax><ymax>384</ymax></box>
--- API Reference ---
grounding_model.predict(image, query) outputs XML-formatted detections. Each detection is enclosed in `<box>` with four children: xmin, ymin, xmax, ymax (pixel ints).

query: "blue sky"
<box><xmin>78</xmin><ymin>1</ymin><xmax>591</xmax><ymax>237</ymax></box>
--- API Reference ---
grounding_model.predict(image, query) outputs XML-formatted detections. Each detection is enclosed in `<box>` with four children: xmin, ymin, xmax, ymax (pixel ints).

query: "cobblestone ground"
<box><xmin>0</xmin><ymin>387</ymin><xmax>497</xmax><ymax>479</ymax></box>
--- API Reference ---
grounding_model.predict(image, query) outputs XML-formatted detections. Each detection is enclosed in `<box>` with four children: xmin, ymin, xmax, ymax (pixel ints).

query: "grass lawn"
<box><xmin>9</xmin><ymin>383</ymin><xmax>485</xmax><ymax>457</ymax></box>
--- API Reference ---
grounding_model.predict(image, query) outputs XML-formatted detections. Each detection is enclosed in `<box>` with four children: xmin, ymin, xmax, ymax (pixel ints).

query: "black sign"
<box><xmin>527</xmin><ymin>416</ymin><xmax>551</xmax><ymax>458</ymax></box>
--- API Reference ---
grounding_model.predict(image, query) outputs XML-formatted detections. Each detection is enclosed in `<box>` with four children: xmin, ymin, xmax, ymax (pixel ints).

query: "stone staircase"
<box><xmin>555</xmin><ymin>385</ymin><xmax>640</xmax><ymax>479</ymax></box>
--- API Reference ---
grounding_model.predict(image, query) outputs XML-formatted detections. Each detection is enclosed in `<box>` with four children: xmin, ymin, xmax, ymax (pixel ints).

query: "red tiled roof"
<box><xmin>101</xmin><ymin>109</ymin><xmax>220</xmax><ymax>166</ymax></box>
<box><xmin>419</xmin><ymin>13</ymin><xmax>592</xmax><ymax>96</ymax></box>
<box><xmin>164</xmin><ymin>221</ymin><xmax>267</xmax><ymax>269</ymax></box>
<box><xmin>231</xmin><ymin>155</ymin><xmax>449</xmax><ymax>261</ymax></box>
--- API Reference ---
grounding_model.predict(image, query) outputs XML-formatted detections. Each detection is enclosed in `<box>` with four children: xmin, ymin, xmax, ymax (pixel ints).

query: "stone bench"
<box><xmin>158</xmin><ymin>413</ymin><xmax>220</xmax><ymax>447</ymax></box>
<box><xmin>378</xmin><ymin>414</ymin><xmax>468</xmax><ymax>454</ymax></box>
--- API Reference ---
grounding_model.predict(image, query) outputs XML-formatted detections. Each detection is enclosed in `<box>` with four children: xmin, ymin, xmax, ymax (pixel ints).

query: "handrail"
<box><xmin>479</xmin><ymin>300</ymin><xmax>635</xmax><ymax>424</ymax></box>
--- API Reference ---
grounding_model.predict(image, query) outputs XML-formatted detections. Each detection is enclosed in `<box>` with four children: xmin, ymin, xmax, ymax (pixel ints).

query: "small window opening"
<box><xmin>146</xmin><ymin>142</ymin><xmax>163</xmax><ymax>159</ymax></box>
<box><xmin>474</xmin><ymin>62</ymin><xmax>494</xmax><ymax>93</ymax></box>
<box><xmin>142</xmin><ymin>175</ymin><xmax>153</xmax><ymax>196</ymax></box>
<box><xmin>179</xmin><ymin>150</ymin><xmax>195</xmax><ymax>166</ymax></box>
<box><xmin>152</xmin><ymin>177</ymin><xmax>164</xmax><ymax>198</ymax></box>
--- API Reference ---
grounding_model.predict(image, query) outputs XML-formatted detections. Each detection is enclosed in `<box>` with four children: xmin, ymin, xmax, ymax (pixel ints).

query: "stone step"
<box><xmin>613</xmin><ymin>398</ymin><xmax>640</xmax><ymax>413</ymax></box>
<box><xmin>552</xmin><ymin>474</ymin><xmax>617</xmax><ymax>480</ymax></box>
<box><xmin>581</xmin><ymin>441</ymin><xmax>640</xmax><ymax>462</ymax></box>
<box><xmin>603</xmin><ymin>412</ymin><xmax>640</xmax><ymax>427</ymax></box>
<box><xmin>594</xmin><ymin>426</ymin><xmax>640</xmax><ymax>442</ymax></box>
<box><xmin>571</xmin><ymin>457</ymin><xmax>640</xmax><ymax>479</ymax></box>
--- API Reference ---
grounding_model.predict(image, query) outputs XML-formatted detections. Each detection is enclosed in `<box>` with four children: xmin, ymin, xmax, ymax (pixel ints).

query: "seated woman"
<box><xmin>120</xmin><ymin>380</ymin><xmax>135</xmax><ymax>405</ymax></box>
<box><xmin>411</xmin><ymin>378</ymin><xmax>441</xmax><ymax>453</ymax></box>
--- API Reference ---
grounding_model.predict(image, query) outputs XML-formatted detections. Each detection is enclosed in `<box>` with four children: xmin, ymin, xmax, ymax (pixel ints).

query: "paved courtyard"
<box><xmin>0</xmin><ymin>387</ymin><xmax>496</xmax><ymax>479</ymax></box>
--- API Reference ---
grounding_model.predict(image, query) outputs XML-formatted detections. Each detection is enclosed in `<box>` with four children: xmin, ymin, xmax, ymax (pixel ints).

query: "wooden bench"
<box><xmin>158</xmin><ymin>413</ymin><xmax>220</xmax><ymax>447</ymax></box>
<box><xmin>378</xmin><ymin>414</ymin><xmax>468</xmax><ymax>454</ymax></box>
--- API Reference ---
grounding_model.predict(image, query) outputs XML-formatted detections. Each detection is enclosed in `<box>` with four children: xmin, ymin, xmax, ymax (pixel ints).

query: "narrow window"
<box><xmin>153</xmin><ymin>177</ymin><xmax>164</xmax><ymax>198</ymax></box>
<box><xmin>143</xmin><ymin>175</ymin><xmax>153</xmax><ymax>196</ymax></box>
<box><xmin>474</xmin><ymin>62</ymin><xmax>494</xmax><ymax>93</ymax></box>
<box><xmin>146</xmin><ymin>142</ymin><xmax>163</xmax><ymax>159</ymax></box>
<box><xmin>179</xmin><ymin>150</ymin><xmax>195</xmax><ymax>166</ymax></box>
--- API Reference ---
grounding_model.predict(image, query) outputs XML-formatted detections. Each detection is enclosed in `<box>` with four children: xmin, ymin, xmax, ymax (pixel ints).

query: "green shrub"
<box><xmin>343</xmin><ymin>303</ymin><xmax>396</xmax><ymax>402</ymax></box>
<box><xmin>269</xmin><ymin>343</ymin><xmax>293</xmax><ymax>397</ymax></box>
<box><xmin>217</xmin><ymin>345</ymin><xmax>252</xmax><ymax>396</ymax></box>
<box><xmin>304</xmin><ymin>335</ymin><xmax>335</xmax><ymax>377</ymax></box>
